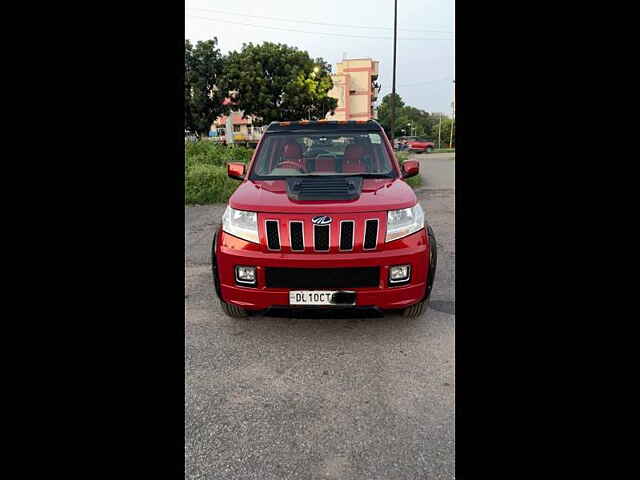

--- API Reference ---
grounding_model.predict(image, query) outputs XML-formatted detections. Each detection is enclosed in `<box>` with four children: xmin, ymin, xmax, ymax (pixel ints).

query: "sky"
<box><xmin>185</xmin><ymin>0</ymin><xmax>455</xmax><ymax>115</ymax></box>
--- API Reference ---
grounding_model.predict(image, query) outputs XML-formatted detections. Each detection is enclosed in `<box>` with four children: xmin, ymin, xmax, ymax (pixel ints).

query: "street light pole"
<box><xmin>449</xmin><ymin>80</ymin><xmax>455</xmax><ymax>148</ymax></box>
<box><xmin>438</xmin><ymin>114</ymin><xmax>442</xmax><ymax>149</ymax></box>
<box><xmin>390</xmin><ymin>0</ymin><xmax>397</xmax><ymax>146</ymax></box>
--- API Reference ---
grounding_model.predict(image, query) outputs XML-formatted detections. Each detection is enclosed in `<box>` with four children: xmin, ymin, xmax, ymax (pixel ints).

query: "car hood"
<box><xmin>229</xmin><ymin>178</ymin><xmax>417</xmax><ymax>214</ymax></box>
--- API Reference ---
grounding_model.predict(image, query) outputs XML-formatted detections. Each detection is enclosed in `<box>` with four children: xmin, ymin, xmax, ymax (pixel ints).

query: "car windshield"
<box><xmin>249</xmin><ymin>131</ymin><xmax>396</xmax><ymax>179</ymax></box>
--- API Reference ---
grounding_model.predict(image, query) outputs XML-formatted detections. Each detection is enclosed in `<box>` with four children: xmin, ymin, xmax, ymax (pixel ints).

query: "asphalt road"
<box><xmin>185</xmin><ymin>152</ymin><xmax>455</xmax><ymax>479</ymax></box>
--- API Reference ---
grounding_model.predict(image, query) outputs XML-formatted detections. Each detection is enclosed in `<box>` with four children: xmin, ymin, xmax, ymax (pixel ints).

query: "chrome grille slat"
<box><xmin>339</xmin><ymin>220</ymin><xmax>354</xmax><ymax>251</ymax></box>
<box><xmin>313</xmin><ymin>224</ymin><xmax>330</xmax><ymax>251</ymax></box>
<box><xmin>363</xmin><ymin>219</ymin><xmax>379</xmax><ymax>250</ymax></box>
<box><xmin>265</xmin><ymin>220</ymin><xmax>280</xmax><ymax>250</ymax></box>
<box><xmin>289</xmin><ymin>221</ymin><xmax>304</xmax><ymax>251</ymax></box>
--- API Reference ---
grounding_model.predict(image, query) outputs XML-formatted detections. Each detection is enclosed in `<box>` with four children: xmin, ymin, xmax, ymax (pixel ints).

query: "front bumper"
<box><xmin>213</xmin><ymin>228</ymin><xmax>432</xmax><ymax>311</ymax></box>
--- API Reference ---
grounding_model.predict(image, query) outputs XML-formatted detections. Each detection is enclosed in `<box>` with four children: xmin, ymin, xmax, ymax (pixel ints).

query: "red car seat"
<box><xmin>278</xmin><ymin>141</ymin><xmax>304</xmax><ymax>170</ymax></box>
<box><xmin>342</xmin><ymin>144</ymin><xmax>369</xmax><ymax>173</ymax></box>
<box><xmin>283</xmin><ymin>141</ymin><xmax>302</xmax><ymax>160</ymax></box>
<box><xmin>314</xmin><ymin>155</ymin><xmax>336</xmax><ymax>173</ymax></box>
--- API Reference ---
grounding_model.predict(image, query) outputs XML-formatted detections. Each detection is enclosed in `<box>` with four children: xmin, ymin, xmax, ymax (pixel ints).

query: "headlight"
<box><xmin>222</xmin><ymin>206</ymin><xmax>259</xmax><ymax>243</ymax></box>
<box><xmin>386</xmin><ymin>204</ymin><xmax>425</xmax><ymax>242</ymax></box>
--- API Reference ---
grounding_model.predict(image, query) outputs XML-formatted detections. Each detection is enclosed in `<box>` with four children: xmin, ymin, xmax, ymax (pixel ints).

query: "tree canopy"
<box><xmin>218</xmin><ymin>42</ymin><xmax>337</xmax><ymax>124</ymax></box>
<box><xmin>376</xmin><ymin>92</ymin><xmax>454</xmax><ymax>146</ymax></box>
<box><xmin>185</xmin><ymin>38</ymin><xmax>229</xmax><ymax>136</ymax></box>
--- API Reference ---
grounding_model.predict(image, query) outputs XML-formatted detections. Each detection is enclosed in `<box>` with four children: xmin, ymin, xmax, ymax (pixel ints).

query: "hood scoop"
<box><xmin>286</xmin><ymin>176</ymin><xmax>363</xmax><ymax>201</ymax></box>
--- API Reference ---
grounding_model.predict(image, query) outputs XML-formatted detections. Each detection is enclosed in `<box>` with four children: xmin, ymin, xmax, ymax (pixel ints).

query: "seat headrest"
<box><xmin>283</xmin><ymin>142</ymin><xmax>302</xmax><ymax>159</ymax></box>
<box><xmin>344</xmin><ymin>144</ymin><xmax>367</xmax><ymax>163</ymax></box>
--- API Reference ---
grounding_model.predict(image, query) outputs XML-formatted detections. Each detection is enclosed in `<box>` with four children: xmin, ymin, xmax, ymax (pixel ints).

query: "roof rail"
<box><xmin>265</xmin><ymin>119</ymin><xmax>380</xmax><ymax>132</ymax></box>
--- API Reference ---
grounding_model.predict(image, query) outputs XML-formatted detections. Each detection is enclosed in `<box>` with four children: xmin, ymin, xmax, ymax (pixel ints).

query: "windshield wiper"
<box><xmin>356</xmin><ymin>173</ymin><xmax>394</xmax><ymax>178</ymax></box>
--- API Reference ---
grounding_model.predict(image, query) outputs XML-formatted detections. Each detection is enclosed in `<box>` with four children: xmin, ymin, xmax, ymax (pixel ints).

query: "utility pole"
<box><xmin>437</xmin><ymin>114</ymin><xmax>442</xmax><ymax>149</ymax></box>
<box><xmin>449</xmin><ymin>112</ymin><xmax>454</xmax><ymax>148</ymax></box>
<box><xmin>390</xmin><ymin>0</ymin><xmax>398</xmax><ymax>146</ymax></box>
<box><xmin>449</xmin><ymin>80</ymin><xmax>455</xmax><ymax>148</ymax></box>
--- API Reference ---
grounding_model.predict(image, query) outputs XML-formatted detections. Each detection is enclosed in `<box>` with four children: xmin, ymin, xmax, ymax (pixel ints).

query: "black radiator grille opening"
<box><xmin>266</xmin><ymin>220</ymin><xmax>280</xmax><ymax>250</ymax></box>
<box><xmin>290</xmin><ymin>222</ymin><xmax>304</xmax><ymax>251</ymax></box>
<box><xmin>363</xmin><ymin>219</ymin><xmax>378</xmax><ymax>249</ymax></box>
<box><xmin>340</xmin><ymin>221</ymin><xmax>354</xmax><ymax>250</ymax></box>
<box><xmin>314</xmin><ymin>224</ymin><xmax>330</xmax><ymax>251</ymax></box>
<box><xmin>265</xmin><ymin>267</ymin><xmax>380</xmax><ymax>289</ymax></box>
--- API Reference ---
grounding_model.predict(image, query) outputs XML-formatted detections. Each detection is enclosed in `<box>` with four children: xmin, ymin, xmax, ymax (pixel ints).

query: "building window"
<box><xmin>233</xmin><ymin>125</ymin><xmax>241</xmax><ymax>133</ymax></box>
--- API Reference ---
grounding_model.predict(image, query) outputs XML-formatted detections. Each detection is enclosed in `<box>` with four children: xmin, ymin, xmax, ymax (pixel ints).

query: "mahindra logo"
<box><xmin>312</xmin><ymin>215</ymin><xmax>333</xmax><ymax>225</ymax></box>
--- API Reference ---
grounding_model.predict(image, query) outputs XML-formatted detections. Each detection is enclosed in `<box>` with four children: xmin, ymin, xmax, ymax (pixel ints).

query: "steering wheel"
<box><xmin>276</xmin><ymin>160</ymin><xmax>307</xmax><ymax>173</ymax></box>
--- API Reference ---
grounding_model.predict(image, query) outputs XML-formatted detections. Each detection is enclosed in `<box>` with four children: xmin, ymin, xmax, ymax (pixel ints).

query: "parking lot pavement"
<box><xmin>185</xmin><ymin>158</ymin><xmax>455</xmax><ymax>479</ymax></box>
<box><xmin>412</xmin><ymin>152</ymin><xmax>455</xmax><ymax>191</ymax></box>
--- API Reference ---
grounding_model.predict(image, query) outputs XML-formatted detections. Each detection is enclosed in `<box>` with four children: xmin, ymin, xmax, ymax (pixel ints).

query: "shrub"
<box><xmin>185</xmin><ymin>141</ymin><xmax>254</xmax><ymax>205</ymax></box>
<box><xmin>185</xmin><ymin>163</ymin><xmax>240</xmax><ymax>205</ymax></box>
<box><xmin>396</xmin><ymin>152</ymin><xmax>410</xmax><ymax>163</ymax></box>
<box><xmin>185</xmin><ymin>141</ymin><xmax>253</xmax><ymax>167</ymax></box>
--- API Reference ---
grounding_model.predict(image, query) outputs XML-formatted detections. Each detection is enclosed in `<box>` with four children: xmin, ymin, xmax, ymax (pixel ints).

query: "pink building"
<box><xmin>211</xmin><ymin>97</ymin><xmax>262</xmax><ymax>142</ymax></box>
<box><xmin>327</xmin><ymin>58</ymin><xmax>380</xmax><ymax>121</ymax></box>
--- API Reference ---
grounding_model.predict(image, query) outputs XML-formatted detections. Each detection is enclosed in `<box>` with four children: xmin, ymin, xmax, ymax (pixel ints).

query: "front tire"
<box><xmin>426</xmin><ymin>146</ymin><xmax>434</xmax><ymax>153</ymax></box>
<box><xmin>220</xmin><ymin>300</ymin><xmax>248</xmax><ymax>318</ymax></box>
<box><xmin>402</xmin><ymin>300</ymin><xmax>426</xmax><ymax>318</ymax></box>
<box><xmin>402</xmin><ymin>224</ymin><xmax>437</xmax><ymax>318</ymax></box>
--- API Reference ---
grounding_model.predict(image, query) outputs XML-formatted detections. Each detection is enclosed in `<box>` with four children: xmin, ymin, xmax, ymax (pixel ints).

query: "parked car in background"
<box><xmin>407</xmin><ymin>138</ymin><xmax>435</xmax><ymax>153</ymax></box>
<box><xmin>394</xmin><ymin>136</ymin><xmax>417</xmax><ymax>151</ymax></box>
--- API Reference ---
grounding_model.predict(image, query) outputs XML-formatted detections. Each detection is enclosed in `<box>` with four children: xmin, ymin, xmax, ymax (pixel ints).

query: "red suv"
<box><xmin>212</xmin><ymin>120</ymin><xmax>437</xmax><ymax>318</ymax></box>
<box><xmin>407</xmin><ymin>138</ymin><xmax>435</xmax><ymax>153</ymax></box>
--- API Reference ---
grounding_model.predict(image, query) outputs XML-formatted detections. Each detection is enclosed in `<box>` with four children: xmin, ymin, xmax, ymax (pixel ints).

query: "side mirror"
<box><xmin>227</xmin><ymin>162</ymin><xmax>246</xmax><ymax>181</ymax></box>
<box><xmin>401</xmin><ymin>160</ymin><xmax>419</xmax><ymax>179</ymax></box>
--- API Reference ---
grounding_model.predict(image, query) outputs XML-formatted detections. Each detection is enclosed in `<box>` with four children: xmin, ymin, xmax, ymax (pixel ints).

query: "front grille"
<box><xmin>262</xmin><ymin>216</ymin><xmax>382</xmax><ymax>252</ymax></box>
<box><xmin>266</xmin><ymin>220</ymin><xmax>280</xmax><ymax>250</ymax></box>
<box><xmin>363</xmin><ymin>219</ymin><xmax>379</xmax><ymax>249</ymax></box>
<box><xmin>265</xmin><ymin>267</ymin><xmax>380</xmax><ymax>289</ymax></box>
<box><xmin>314</xmin><ymin>224</ymin><xmax>330</xmax><ymax>251</ymax></box>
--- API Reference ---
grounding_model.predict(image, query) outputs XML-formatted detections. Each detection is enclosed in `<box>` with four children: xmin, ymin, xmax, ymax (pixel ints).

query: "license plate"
<box><xmin>289</xmin><ymin>290</ymin><xmax>354</xmax><ymax>306</ymax></box>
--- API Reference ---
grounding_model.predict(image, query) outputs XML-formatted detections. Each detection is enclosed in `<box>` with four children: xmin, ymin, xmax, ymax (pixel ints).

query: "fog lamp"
<box><xmin>389</xmin><ymin>265</ymin><xmax>411</xmax><ymax>284</ymax></box>
<box><xmin>235</xmin><ymin>266</ymin><xmax>256</xmax><ymax>285</ymax></box>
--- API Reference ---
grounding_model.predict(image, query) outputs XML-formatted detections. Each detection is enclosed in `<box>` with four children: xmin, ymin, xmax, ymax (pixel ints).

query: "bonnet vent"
<box><xmin>286</xmin><ymin>176</ymin><xmax>363</xmax><ymax>201</ymax></box>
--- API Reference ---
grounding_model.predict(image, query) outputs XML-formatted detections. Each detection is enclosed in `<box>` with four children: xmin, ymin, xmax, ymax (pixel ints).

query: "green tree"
<box><xmin>378</xmin><ymin>93</ymin><xmax>442</xmax><ymax>140</ymax></box>
<box><xmin>185</xmin><ymin>40</ymin><xmax>194</xmax><ymax>132</ymax></box>
<box><xmin>439</xmin><ymin>116</ymin><xmax>455</xmax><ymax>147</ymax></box>
<box><xmin>403</xmin><ymin>106</ymin><xmax>436</xmax><ymax>139</ymax></box>
<box><xmin>219</xmin><ymin>42</ymin><xmax>338</xmax><ymax>124</ymax></box>
<box><xmin>377</xmin><ymin>93</ymin><xmax>438</xmax><ymax>139</ymax></box>
<box><xmin>185</xmin><ymin>38</ymin><xmax>229</xmax><ymax>137</ymax></box>
<box><xmin>376</xmin><ymin>93</ymin><xmax>405</xmax><ymax>137</ymax></box>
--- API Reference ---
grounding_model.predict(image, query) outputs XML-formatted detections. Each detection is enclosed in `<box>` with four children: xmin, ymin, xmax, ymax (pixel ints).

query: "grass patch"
<box><xmin>433</xmin><ymin>148</ymin><xmax>455</xmax><ymax>153</ymax></box>
<box><xmin>185</xmin><ymin>141</ymin><xmax>254</xmax><ymax>205</ymax></box>
<box><xmin>404</xmin><ymin>174</ymin><xmax>423</xmax><ymax>189</ymax></box>
<box><xmin>396</xmin><ymin>152</ymin><xmax>410</xmax><ymax>163</ymax></box>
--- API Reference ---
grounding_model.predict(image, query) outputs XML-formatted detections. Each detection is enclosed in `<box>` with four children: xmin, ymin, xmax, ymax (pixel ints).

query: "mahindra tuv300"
<box><xmin>211</xmin><ymin>120</ymin><xmax>437</xmax><ymax>318</ymax></box>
